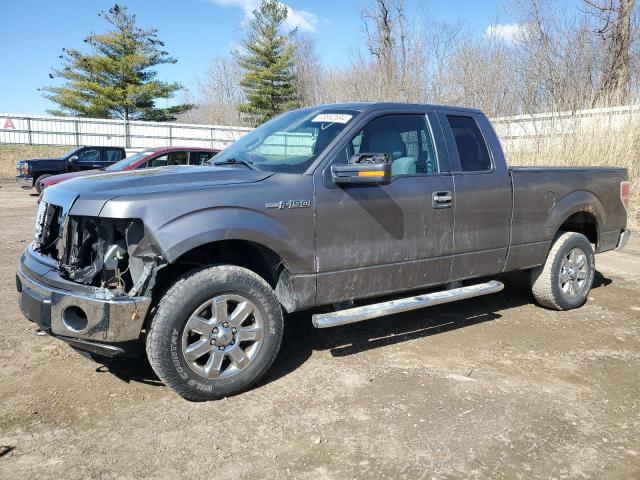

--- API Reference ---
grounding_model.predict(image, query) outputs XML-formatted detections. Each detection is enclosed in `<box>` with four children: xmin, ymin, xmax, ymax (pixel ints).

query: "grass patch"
<box><xmin>0</xmin><ymin>144</ymin><xmax>71</xmax><ymax>178</ymax></box>
<box><xmin>505</xmin><ymin>121</ymin><xmax>639</xmax><ymax>228</ymax></box>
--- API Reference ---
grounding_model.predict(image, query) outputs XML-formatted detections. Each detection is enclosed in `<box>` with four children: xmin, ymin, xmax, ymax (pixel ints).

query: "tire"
<box><xmin>146</xmin><ymin>265</ymin><xmax>283</xmax><ymax>401</ymax></box>
<box><xmin>531</xmin><ymin>232</ymin><xmax>596</xmax><ymax>310</ymax></box>
<box><xmin>35</xmin><ymin>174</ymin><xmax>52</xmax><ymax>194</ymax></box>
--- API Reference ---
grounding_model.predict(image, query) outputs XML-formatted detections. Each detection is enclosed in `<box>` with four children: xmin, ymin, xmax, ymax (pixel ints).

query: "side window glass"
<box><xmin>77</xmin><ymin>149</ymin><xmax>100</xmax><ymax>162</ymax></box>
<box><xmin>446</xmin><ymin>115</ymin><xmax>492</xmax><ymax>172</ymax></box>
<box><xmin>348</xmin><ymin>114</ymin><xmax>438</xmax><ymax>177</ymax></box>
<box><xmin>167</xmin><ymin>152</ymin><xmax>188</xmax><ymax>166</ymax></box>
<box><xmin>105</xmin><ymin>149</ymin><xmax>121</xmax><ymax>162</ymax></box>
<box><xmin>191</xmin><ymin>152</ymin><xmax>215</xmax><ymax>165</ymax></box>
<box><xmin>146</xmin><ymin>154</ymin><xmax>168</xmax><ymax>168</ymax></box>
<box><xmin>350</xmin><ymin>131</ymin><xmax>363</xmax><ymax>156</ymax></box>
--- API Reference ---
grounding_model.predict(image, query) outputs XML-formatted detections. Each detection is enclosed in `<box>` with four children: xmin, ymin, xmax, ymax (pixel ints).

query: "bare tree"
<box><xmin>361</xmin><ymin>0</ymin><xmax>411</xmax><ymax>100</ymax></box>
<box><xmin>179</xmin><ymin>56</ymin><xmax>246</xmax><ymax>125</ymax></box>
<box><xmin>292</xmin><ymin>34</ymin><xmax>324</xmax><ymax>107</ymax></box>
<box><xmin>183</xmin><ymin>0</ymin><xmax>640</xmax><ymax>125</ymax></box>
<box><xmin>585</xmin><ymin>0</ymin><xmax>636</xmax><ymax>102</ymax></box>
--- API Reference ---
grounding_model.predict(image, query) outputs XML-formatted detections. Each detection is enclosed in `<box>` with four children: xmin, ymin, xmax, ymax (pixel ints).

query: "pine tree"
<box><xmin>42</xmin><ymin>4</ymin><xmax>192</xmax><ymax>121</ymax></box>
<box><xmin>236</xmin><ymin>0</ymin><xmax>299</xmax><ymax>125</ymax></box>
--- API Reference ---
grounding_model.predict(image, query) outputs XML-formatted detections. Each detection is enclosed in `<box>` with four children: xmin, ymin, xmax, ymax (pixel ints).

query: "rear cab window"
<box><xmin>446</xmin><ymin>115</ymin><xmax>492</xmax><ymax>172</ymax></box>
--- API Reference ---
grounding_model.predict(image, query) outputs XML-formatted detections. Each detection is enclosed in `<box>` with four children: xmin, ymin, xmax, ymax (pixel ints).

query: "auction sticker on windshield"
<box><xmin>311</xmin><ymin>113</ymin><xmax>353</xmax><ymax>124</ymax></box>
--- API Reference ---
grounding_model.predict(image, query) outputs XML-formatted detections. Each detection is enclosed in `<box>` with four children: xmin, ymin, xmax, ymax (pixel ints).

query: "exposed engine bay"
<box><xmin>33</xmin><ymin>202</ymin><xmax>161</xmax><ymax>296</ymax></box>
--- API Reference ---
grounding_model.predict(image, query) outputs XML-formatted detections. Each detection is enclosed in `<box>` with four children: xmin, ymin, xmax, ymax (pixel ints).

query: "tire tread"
<box><xmin>146</xmin><ymin>265</ymin><xmax>283</xmax><ymax>401</ymax></box>
<box><xmin>531</xmin><ymin>232</ymin><xmax>593</xmax><ymax>311</ymax></box>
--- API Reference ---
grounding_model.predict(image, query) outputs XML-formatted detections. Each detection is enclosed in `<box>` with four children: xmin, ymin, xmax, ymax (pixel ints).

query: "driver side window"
<box><xmin>139</xmin><ymin>154</ymin><xmax>168</xmax><ymax>168</ymax></box>
<box><xmin>77</xmin><ymin>149</ymin><xmax>100</xmax><ymax>162</ymax></box>
<box><xmin>349</xmin><ymin>115</ymin><xmax>438</xmax><ymax>177</ymax></box>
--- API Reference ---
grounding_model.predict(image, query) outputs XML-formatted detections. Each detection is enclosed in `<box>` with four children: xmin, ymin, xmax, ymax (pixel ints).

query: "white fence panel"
<box><xmin>0</xmin><ymin>113</ymin><xmax>252</xmax><ymax>150</ymax></box>
<box><xmin>2</xmin><ymin>105</ymin><xmax>639</xmax><ymax>153</ymax></box>
<box><xmin>493</xmin><ymin>104</ymin><xmax>640</xmax><ymax>151</ymax></box>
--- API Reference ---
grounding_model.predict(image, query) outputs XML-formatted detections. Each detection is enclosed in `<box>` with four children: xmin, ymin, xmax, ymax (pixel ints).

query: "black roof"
<box><xmin>300</xmin><ymin>102</ymin><xmax>483</xmax><ymax>114</ymax></box>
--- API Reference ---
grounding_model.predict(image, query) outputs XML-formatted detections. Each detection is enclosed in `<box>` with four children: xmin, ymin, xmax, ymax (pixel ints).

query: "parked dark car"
<box><xmin>16</xmin><ymin>146</ymin><xmax>126</xmax><ymax>193</ymax></box>
<box><xmin>39</xmin><ymin>147</ymin><xmax>220</xmax><ymax>192</ymax></box>
<box><xmin>17</xmin><ymin>102</ymin><xmax>630</xmax><ymax>401</ymax></box>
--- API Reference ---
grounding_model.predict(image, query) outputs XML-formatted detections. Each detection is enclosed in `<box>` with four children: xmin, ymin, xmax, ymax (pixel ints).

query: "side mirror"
<box><xmin>331</xmin><ymin>153</ymin><xmax>392</xmax><ymax>187</ymax></box>
<box><xmin>68</xmin><ymin>155</ymin><xmax>79</xmax><ymax>163</ymax></box>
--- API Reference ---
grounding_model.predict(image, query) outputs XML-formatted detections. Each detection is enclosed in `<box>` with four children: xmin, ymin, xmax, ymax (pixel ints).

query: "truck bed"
<box><xmin>506</xmin><ymin>166</ymin><xmax>628</xmax><ymax>271</ymax></box>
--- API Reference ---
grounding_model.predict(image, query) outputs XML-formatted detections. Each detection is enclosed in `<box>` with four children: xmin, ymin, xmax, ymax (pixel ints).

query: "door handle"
<box><xmin>432</xmin><ymin>191</ymin><xmax>453</xmax><ymax>208</ymax></box>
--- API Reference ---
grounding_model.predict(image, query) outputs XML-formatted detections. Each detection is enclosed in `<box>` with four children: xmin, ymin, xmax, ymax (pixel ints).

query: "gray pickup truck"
<box><xmin>17</xmin><ymin>103</ymin><xmax>631</xmax><ymax>401</ymax></box>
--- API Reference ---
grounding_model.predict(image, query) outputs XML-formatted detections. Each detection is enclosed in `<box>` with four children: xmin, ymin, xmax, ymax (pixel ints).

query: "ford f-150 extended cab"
<box><xmin>16</xmin><ymin>103</ymin><xmax>631</xmax><ymax>401</ymax></box>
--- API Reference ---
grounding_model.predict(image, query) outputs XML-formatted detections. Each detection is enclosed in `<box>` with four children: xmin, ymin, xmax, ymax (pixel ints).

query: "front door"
<box><xmin>314</xmin><ymin>112</ymin><xmax>455</xmax><ymax>305</ymax></box>
<box><xmin>69</xmin><ymin>147</ymin><xmax>102</xmax><ymax>172</ymax></box>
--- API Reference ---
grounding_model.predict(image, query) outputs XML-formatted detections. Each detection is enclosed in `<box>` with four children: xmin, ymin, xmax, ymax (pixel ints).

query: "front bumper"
<box><xmin>16</xmin><ymin>247</ymin><xmax>151</xmax><ymax>355</ymax></box>
<box><xmin>617</xmin><ymin>229</ymin><xmax>631</xmax><ymax>250</ymax></box>
<box><xmin>16</xmin><ymin>175</ymin><xmax>33</xmax><ymax>189</ymax></box>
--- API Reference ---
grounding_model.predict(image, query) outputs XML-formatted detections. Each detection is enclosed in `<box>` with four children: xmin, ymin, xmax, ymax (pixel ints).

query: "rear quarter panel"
<box><xmin>507</xmin><ymin>167</ymin><xmax>628</xmax><ymax>270</ymax></box>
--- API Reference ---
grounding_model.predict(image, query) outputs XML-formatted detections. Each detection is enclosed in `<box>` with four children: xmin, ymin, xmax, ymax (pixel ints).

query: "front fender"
<box><xmin>544</xmin><ymin>190</ymin><xmax>604</xmax><ymax>241</ymax></box>
<box><xmin>147</xmin><ymin>207</ymin><xmax>314</xmax><ymax>274</ymax></box>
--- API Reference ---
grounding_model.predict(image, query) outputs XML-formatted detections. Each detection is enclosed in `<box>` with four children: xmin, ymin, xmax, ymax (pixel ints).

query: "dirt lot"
<box><xmin>0</xmin><ymin>179</ymin><xmax>638</xmax><ymax>480</ymax></box>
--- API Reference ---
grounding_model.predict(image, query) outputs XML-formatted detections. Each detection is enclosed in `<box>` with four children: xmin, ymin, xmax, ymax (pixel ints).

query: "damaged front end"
<box><xmin>18</xmin><ymin>199</ymin><xmax>165</xmax><ymax>355</ymax></box>
<box><xmin>59</xmin><ymin>216</ymin><xmax>160</xmax><ymax>297</ymax></box>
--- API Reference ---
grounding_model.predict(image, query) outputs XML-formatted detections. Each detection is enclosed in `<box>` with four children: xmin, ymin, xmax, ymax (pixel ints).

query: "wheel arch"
<box><xmin>545</xmin><ymin>190</ymin><xmax>604</xmax><ymax>249</ymax></box>
<box><xmin>151</xmin><ymin>238</ymin><xmax>308</xmax><ymax>315</ymax></box>
<box><xmin>150</xmin><ymin>207</ymin><xmax>310</xmax><ymax>272</ymax></box>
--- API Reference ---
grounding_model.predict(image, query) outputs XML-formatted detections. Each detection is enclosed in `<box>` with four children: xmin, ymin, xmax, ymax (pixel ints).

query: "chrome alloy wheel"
<box><xmin>559</xmin><ymin>247</ymin><xmax>589</xmax><ymax>297</ymax></box>
<box><xmin>181</xmin><ymin>294</ymin><xmax>264</xmax><ymax>379</ymax></box>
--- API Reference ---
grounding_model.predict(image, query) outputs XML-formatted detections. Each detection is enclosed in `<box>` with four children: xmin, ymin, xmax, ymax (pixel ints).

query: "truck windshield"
<box><xmin>61</xmin><ymin>147</ymin><xmax>83</xmax><ymax>159</ymax></box>
<box><xmin>211</xmin><ymin>108</ymin><xmax>360</xmax><ymax>174</ymax></box>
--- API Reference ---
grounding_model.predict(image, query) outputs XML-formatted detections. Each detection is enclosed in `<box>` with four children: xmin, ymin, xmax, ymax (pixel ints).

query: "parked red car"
<box><xmin>39</xmin><ymin>146</ymin><xmax>220</xmax><ymax>192</ymax></box>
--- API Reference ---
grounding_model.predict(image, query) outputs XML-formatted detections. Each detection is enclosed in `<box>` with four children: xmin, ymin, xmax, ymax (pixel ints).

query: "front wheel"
<box><xmin>146</xmin><ymin>265</ymin><xmax>284</xmax><ymax>401</ymax></box>
<box><xmin>531</xmin><ymin>232</ymin><xmax>596</xmax><ymax>310</ymax></box>
<box><xmin>35</xmin><ymin>174</ymin><xmax>52</xmax><ymax>194</ymax></box>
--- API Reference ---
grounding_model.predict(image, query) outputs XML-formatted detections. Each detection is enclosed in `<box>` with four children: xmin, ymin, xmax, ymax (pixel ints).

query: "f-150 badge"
<box><xmin>265</xmin><ymin>200</ymin><xmax>311</xmax><ymax>209</ymax></box>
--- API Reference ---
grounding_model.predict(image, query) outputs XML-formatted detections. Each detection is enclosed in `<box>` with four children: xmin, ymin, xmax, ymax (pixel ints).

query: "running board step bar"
<box><xmin>312</xmin><ymin>280</ymin><xmax>504</xmax><ymax>329</ymax></box>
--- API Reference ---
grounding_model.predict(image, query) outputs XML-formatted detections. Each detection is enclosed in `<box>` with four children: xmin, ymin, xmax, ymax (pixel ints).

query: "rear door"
<box><xmin>438</xmin><ymin>112</ymin><xmax>511</xmax><ymax>279</ymax></box>
<box><xmin>314</xmin><ymin>111</ymin><xmax>456</xmax><ymax>304</ymax></box>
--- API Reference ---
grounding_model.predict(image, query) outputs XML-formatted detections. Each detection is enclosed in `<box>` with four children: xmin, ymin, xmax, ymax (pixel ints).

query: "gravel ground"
<box><xmin>0</xmin><ymin>179</ymin><xmax>638</xmax><ymax>479</ymax></box>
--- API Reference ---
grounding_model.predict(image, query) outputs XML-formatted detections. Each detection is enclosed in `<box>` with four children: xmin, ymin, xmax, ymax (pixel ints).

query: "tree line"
<box><xmin>45</xmin><ymin>1</ymin><xmax>639</xmax><ymax>126</ymax></box>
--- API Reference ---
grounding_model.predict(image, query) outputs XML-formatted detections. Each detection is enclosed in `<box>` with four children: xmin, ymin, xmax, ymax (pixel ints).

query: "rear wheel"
<box><xmin>531</xmin><ymin>232</ymin><xmax>595</xmax><ymax>310</ymax></box>
<box><xmin>146</xmin><ymin>265</ymin><xmax>283</xmax><ymax>401</ymax></box>
<box><xmin>35</xmin><ymin>174</ymin><xmax>52</xmax><ymax>194</ymax></box>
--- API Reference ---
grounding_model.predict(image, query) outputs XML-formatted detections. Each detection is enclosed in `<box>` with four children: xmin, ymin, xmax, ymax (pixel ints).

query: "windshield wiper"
<box><xmin>212</xmin><ymin>158</ymin><xmax>256</xmax><ymax>170</ymax></box>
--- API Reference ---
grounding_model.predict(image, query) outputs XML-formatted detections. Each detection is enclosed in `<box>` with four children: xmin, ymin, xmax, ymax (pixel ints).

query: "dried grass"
<box><xmin>0</xmin><ymin>145</ymin><xmax>70</xmax><ymax>178</ymax></box>
<box><xmin>503</xmin><ymin>118</ymin><xmax>639</xmax><ymax>228</ymax></box>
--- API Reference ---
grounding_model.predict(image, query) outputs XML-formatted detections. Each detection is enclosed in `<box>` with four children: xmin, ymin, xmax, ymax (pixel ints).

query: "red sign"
<box><xmin>3</xmin><ymin>119</ymin><xmax>15</xmax><ymax>129</ymax></box>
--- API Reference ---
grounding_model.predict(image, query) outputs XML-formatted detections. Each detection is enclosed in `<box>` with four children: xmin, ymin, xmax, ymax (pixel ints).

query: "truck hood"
<box><xmin>22</xmin><ymin>157</ymin><xmax>65</xmax><ymax>163</ymax></box>
<box><xmin>45</xmin><ymin>166</ymin><xmax>273</xmax><ymax>214</ymax></box>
